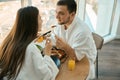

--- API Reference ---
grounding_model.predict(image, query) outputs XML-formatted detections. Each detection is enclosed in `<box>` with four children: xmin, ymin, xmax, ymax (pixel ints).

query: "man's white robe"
<box><xmin>52</xmin><ymin>16</ymin><xmax>97</xmax><ymax>79</ymax></box>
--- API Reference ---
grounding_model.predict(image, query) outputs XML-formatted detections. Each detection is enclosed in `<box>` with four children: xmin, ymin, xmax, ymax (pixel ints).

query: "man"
<box><xmin>52</xmin><ymin>0</ymin><xmax>97</xmax><ymax>79</ymax></box>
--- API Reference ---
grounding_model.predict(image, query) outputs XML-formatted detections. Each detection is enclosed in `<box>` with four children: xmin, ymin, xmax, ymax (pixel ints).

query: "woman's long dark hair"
<box><xmin>0</xmin><ymin>6</ymin><xmax>39</xmax><ymax>80</ymax></box>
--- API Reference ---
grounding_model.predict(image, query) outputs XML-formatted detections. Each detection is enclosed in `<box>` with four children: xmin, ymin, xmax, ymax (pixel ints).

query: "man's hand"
<box><xmin>55</xmin><ymin>35</ymin><xmax>67</xmax><ymax>49</ymax></box>
<box><xmin>55</xmin><ymin>35</ymin><xmax>77</xmax><ymax>60</ymax></box>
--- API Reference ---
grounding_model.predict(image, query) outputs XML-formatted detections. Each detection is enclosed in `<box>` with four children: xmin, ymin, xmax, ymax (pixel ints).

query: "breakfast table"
<box><xmin>56</xmin><ymin>56</ymin><xmax>90</xmax><ymax>80</ymax></box>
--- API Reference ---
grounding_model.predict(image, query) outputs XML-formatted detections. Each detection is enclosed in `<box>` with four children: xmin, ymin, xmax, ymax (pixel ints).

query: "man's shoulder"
<box><xmin>75</xmin><ymin>17</ymin><xmax>91</xmax><ymax>31</ymax></box>
<box><xmin>74</xmin><ymin>18</ymin><xmax>91</xmax><ymax>36</ymax></box>
<box><xmin>76</xmin><ymin>17</ymin><xmax>88</xmax><ymax>27</ymax></box>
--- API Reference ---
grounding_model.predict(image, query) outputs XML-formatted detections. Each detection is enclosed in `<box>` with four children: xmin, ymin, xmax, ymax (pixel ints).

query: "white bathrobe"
<box><xmin>52</xmin><ymin>16</ymin><xmax>97</xmax><ymax>80</ymax></box>
<box><xmin>15</xmin><ymin>41</ymin><xmax>59</xmax><ymax>80</ymax></box>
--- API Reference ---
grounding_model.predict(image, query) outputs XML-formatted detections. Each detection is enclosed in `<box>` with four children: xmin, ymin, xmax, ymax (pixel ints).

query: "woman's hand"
<box><xmin>44</xmin><ymin>38</ymin><xmax>52</xmax><ymax>56</ymax></box>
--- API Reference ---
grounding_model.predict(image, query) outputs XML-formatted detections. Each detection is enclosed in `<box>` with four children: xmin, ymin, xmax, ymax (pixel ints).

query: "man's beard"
<box><xmin>58</xmin><ymin>16</ymin><xmax>70</xmax><ymax>25</ymax></box>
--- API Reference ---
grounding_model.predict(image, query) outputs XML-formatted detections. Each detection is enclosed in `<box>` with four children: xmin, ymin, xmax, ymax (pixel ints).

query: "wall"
<box><xmin>116</xmin><ymin>18</ymin><xmax>120</xmax><ymax>38</ymax></box>
<box><xmin>116</xmin><ymin>0</ymin><xmax>120</xmax><ymax>39</ymax></box>
<box><xmin>111</xmin><ymin>0</ymin><xmax>120</xmax><ymax>39</ymax></box>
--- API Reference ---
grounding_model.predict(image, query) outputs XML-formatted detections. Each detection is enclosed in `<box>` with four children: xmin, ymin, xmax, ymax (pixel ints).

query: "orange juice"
<box><xmin>68</xmin><ymin>59</ymin><xmax>75</xmax><ymax>71</ymax></box>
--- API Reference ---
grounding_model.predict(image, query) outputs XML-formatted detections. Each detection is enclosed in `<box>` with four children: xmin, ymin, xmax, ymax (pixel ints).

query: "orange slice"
<box><xmin>37</xmin><ymin>36</ymin><xmax>44</xmax><ymax>42</ymax></box>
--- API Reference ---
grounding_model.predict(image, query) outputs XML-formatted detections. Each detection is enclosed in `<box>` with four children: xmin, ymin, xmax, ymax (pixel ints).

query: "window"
<box><xmin>96</xmin><ymin>0</ymin><xmax>115</xmax><ymax>36</ymax></box>
<box><xmin>85</xmin><ymin>0</ymin><xmax>116</xmax><ymax>37</ymax></box>
<box><xmin>85</xmin><ymin>0</ymin><xmax>98</xmax><ymax>32</ymax></box>
<box><xmin>32</xmin><ymin>0</ymin><xmax>58</xmax><ymax>31</ymax></box>
<box><xmin>0</xmin><ymin>0</ymin><xmax>58</xmax><ymax>44</ymax></box>
<box><xmin>0</xmin><ymin>0</ymin><xmax>21</xmax><ymax>44</ymax></box>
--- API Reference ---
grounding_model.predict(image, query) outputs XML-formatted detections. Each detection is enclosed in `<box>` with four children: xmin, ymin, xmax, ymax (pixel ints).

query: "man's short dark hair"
<box><xmin>57</xmin><ymin>0</ymin><xmax>77</xmax><ymax>13</ymax></box>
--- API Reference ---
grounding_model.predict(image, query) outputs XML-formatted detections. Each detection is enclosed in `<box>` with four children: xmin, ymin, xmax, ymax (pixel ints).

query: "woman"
<box><xmin>0</xmin><ymin>6</ymin><xmax>59</xmax><ymax>80</ymax></box>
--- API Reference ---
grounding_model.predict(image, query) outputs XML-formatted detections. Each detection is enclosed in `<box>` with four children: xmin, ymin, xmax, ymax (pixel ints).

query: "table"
<box><xmin>56</xmin><ymin>56</ymin><xmax>90</xmax><ymax>80</ymax></box>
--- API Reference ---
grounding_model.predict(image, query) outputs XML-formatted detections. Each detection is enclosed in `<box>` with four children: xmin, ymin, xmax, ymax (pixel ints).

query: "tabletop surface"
<box><xmin>56</xmin><ymin>56</ymin><xmax>90</xmax><ymax>80</ymax></box>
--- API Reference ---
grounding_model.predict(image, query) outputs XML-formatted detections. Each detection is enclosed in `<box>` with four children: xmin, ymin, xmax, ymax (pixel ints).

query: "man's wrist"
<box><xmin>63</xmin><ymin>44</ymin><xmax>77</xmax><ymax>60</ymax></box>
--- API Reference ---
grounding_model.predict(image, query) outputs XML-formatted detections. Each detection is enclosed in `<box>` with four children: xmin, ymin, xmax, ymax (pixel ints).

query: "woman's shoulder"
<box><xmin>26</xmin><ymin>40</ymin><xmax>44</xmax><ymax>53</ymax></box>
<box><xmin>26</xmin><ymin>41</ymin><xmax>37</xmax><ymax>52</ymax></box>
<box><xmin>26</xmin><ymin>39</ymin><xmax>41</xmax><ymax>51</ymax></box>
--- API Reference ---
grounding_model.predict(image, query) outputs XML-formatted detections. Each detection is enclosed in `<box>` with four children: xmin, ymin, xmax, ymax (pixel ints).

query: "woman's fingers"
<box><xmin>44</xmin><ymin>38</ymin><xmax>52</xmax><ymax>56</ymax></box>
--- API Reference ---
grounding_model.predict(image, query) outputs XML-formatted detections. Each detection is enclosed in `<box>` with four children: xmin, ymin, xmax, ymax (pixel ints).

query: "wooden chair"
<box><xmin>92</xmin><ymin>32</ymin><xmax>104</xmax><ymax>79</ymax></box>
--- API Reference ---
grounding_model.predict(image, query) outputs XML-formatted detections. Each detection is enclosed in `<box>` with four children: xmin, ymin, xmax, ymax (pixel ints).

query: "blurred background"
<box><xmin>0</xmin><ymin>0</ymin><xmax>120</xmax><ymax>44</ymax></box>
